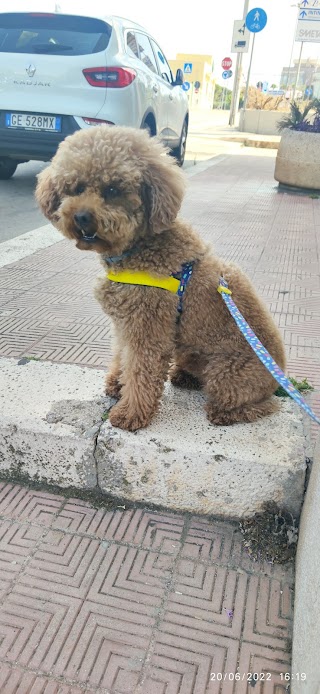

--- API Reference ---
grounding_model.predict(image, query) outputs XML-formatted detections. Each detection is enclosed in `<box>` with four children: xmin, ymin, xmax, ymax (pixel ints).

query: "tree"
<box><xmin>271</xmin><ymin>83</ymin><xmax>277</xmax><ymax>89</ymax></box>
<box><xmin>212</xmin><ymin>84</ymin><xmax>232</xmax><ymax>110</ymax></box>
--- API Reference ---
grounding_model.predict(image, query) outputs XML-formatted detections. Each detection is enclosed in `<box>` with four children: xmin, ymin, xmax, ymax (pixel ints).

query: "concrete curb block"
<box><xmin>0</xmin><ymin>357</ymin><xmax>306</xmax><ymax>518</ymax></box>
<box><xmin>0</xmin><ymin>358</ymin><xmax>103</xmax><ymax>489</ymax></box>
<box><xmin>96</xmin><ymin>385</ymin><xmax>306</xmax><ymax>517</ymax></box>
<box><xmin>292</xmin><ymin>434</ymin><xmax>320</xmax><ymax>693</ymax></box>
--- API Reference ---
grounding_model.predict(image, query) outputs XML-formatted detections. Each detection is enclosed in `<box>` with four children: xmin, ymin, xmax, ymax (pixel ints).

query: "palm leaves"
<box><xmin>278</xmin><ymin>99</ymin><xmax>320</xmax><ymax>132</ymax></box>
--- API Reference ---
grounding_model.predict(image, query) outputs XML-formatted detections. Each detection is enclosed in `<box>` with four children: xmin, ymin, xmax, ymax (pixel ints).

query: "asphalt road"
<box><xmin>1</xmin><ymin>160</ymin><xmax>47</xmax><ymax>242</ymax></box>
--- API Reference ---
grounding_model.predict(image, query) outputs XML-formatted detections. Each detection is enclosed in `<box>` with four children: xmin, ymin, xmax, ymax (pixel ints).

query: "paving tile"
<box><xmin>118</xmin><ymin>509</ymin><xmax>185</xmax><ymax>554</ymax></box>
<box><xmin>143</xmin><ymin>632</ymin><xmax>239</xmax><ymax>694</ymax></box>
<box><xmin>0</xmin><ymin>484</ymin><xmax>64</xmax><ymax>525</ymax></box>
<box><xmin>0</xmin><ymin>663</ymin><xmax>85</xmax><ymax>693</ymax></box>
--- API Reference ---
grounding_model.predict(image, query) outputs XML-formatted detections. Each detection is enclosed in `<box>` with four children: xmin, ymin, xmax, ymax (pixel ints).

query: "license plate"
<box><xmin>5</xmin><ymin>113</ymin><xmax>61</xmax><ymax>132</ymax></box>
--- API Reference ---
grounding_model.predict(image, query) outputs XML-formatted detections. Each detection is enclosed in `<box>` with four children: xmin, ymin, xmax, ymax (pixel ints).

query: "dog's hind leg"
<box><xmin>206</xmin><ymin>397</ymin><xmax>279</xmax><ymax>425</ymax></box>
<box><xmin>203</xmin><ymin>352</ymin><xmax>279</xmax><ymax>426</ymax></box>
<box><xmin>169</xmin><ymin>364</ymin><xmax>202</xmax><ymax>390</ymax></box>
<box><xmin>169</xmin><ymin>350</ymin><xmax>205</xmax><ymax>390</ymax></box>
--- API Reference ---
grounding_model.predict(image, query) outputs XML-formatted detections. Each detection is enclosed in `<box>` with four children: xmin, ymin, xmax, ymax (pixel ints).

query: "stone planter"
<box><xmin>274</xmin><ymin>128</ymin><xmax>320</xmax><ymax>189</ymax></box>
<box><xmin>239</xmin><ymin>109</ymin><xmax>283</xmax><ymax>135</ymax></box>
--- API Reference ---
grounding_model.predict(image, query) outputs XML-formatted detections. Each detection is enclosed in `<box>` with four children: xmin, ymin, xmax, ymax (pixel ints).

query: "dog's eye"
<box><xmin>102</xmin><ymin>185</ymin><xmax>121</xmax><ymax>200</ymax></box>
<box><xmin>74</xmin><ymin>183</ymin><xmax>86</xmax><ymax>196</ymax></box>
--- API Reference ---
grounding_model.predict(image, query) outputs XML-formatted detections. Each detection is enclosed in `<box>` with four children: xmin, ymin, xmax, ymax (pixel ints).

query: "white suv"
<box><xmin>0</xmin><ymin>12</ymin><xmax>189</xmax><ymax>178</ymax></box>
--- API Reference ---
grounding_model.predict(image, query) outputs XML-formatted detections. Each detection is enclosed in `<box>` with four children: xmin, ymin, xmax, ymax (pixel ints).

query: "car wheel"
<box><xmin>0</xmin><ymin>158</ymin><xmax>18</xmax><ymax>180</ymax></box>
<box><xmin>141</xmin><ymin>117</ymin><xmax>156</xmax><ymax>137</ymax></box>
<box><xmin>170</xmin><ymin>119</ymin><xmax>188</xmax><ymax>167</ymax></box>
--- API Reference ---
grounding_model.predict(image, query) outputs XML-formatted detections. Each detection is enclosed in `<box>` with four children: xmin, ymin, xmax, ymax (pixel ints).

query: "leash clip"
<box><xmin>217</xmin><ymin>276</ymin><xmax>232</xmax><ymax>295</ymax></box>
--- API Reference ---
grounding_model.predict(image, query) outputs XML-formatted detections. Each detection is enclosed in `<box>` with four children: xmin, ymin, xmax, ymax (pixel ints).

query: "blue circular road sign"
<box><xmin>246</xmin><ymin>7</ymin><xmax>267</xmax><ymax>33</ymax></box>
<box><xmin>182</xmin><ymin>81</ymin><xmax>190</xmax><ymax>91</ymax></box>
<box><xmin>222</xmin><ymin>70</ymin><xmax>232</xmax><ymax>79</ymax></box>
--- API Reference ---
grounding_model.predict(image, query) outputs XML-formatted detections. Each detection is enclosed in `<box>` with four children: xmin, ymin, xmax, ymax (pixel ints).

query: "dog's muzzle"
<box><xmin>73</xmin><ymin>210</ymin><xmax>97</xmax><ymax>242</ymax></box>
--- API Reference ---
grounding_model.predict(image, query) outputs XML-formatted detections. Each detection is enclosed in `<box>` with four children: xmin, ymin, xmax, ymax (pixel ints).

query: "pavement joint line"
<box><xmin>0</xmin><ymin>511</ymin><xmax>291</xmax><ymax>579</ymax></box>
<box><xmin>135</xmin><ymin>513</ymin><xmax>195</xmax><ymax>692</ymax></box>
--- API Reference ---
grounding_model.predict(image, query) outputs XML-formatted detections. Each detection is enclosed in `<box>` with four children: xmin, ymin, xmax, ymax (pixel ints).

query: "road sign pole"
<box><xmin>285</xmin><ymin>7</ymin><xmax>300</xmax><ymax>90</ymax></box>
<box><xmin>229</xmin><ymin>0</ymin><xmax>250</xmax><ymax>126</ymax></box>
<box><xmin>293</xmin><ymin>41</ymin><xmax>304</xmax><ymax>101</ymax></box>
<box><xmin>243</xmin><ymin>33</ymin><xmax>256</xmax><ymax>110</ymax></box>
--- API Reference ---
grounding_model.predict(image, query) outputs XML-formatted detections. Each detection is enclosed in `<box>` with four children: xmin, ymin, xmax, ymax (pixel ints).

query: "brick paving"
<box><xmin>0</xmin><ymin>151</ymin><xmax>319</xmax><ymax>691</ymax></box>
<box><xmin>0</xmin><ymin>484</ymin><xmax>293</xmax><ymax>693</ymax></box>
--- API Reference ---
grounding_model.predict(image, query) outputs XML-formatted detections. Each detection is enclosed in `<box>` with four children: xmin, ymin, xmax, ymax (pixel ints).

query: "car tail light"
<box><xmin>83</xmin><ymin>67</ymin><xmax>136</xmax><ymax>88</ymax></box>
<box><xmin>82</xmin><ymin>118</ymin><xmax>114</xmax><ymax>125</ymax></box>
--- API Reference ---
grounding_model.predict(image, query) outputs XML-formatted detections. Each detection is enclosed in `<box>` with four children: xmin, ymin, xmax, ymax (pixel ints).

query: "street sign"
<box><xmin>267</xmin><ymin>89</ymin><xmax>285</xmax><ymax>96</ymax></box>
<box><xmin>296</xmin><ymin>2</ymin><xmax>320</xmax><ymax>41</ymax></box>
<box><xmin>194</xmin><ymin>80</ymin><xmax>201</xmax><ymax>89</ymax></box>
<box><xmin>296</xmin><ymin>20</ymin><xmax>320</xmax><ymax>40</ymax></box>
<box><xmin>182</xmin><ymin>81</ymin><xmax>190</xmax><ymax>91</ymax></box>
<box><xmin>231</xmin><ymin>19</ymin><xmax>250</xmax><ymax>52</ymax></box>
<box><xmin>222</xmin><ymin>57</ymin><xmax>232</xmax><ymax>69</ymax></box>
<box><xmin>183</xmin><ymin>63</ymin><xmax>192</xmax><ymax>74</ymax></box>
<box><xmin>246</xmin><ymin>7</ymin><xmax>268</xmax><ymax>33</ymax></box>
<box><xmin>222</xmin><ymin>70</ymin><xmax>233</xmax><ymax>79</ymax></box>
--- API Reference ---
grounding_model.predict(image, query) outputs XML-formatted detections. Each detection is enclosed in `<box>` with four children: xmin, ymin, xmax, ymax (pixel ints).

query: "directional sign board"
<box><xmin>296</xmin><ymin>0</ymin><xmax>320</xmax><ymax>41</ymax></box>
<box><xmin>246</xmin><ymin>7</ymin><xmax>268</xmax><ymax>33</ymax></box>
<box><xmin>183</xmin><ymin>63</ymin><xmax>192</xmax><ymax>74</ymax></box>
<box><xmin>222</xmin><ymin>70</ymin><xmax>233</xmax><ymax>79</ymax></box>
<box><xmin>231</xmin><ymin>19</ymin><xmax>250</xmax><ymax>52</ymax></box>
<box><xmin>182</xmin><ymin>81</ymin><xmax>190</xmax><ymax>91</ymax></box>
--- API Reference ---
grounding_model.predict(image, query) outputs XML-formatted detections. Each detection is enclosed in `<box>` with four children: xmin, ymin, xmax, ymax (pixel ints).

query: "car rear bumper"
<box><xmin>0</xmin><ymin>111</ymin><xmax>80</xmax><ymax>161</ymax></box>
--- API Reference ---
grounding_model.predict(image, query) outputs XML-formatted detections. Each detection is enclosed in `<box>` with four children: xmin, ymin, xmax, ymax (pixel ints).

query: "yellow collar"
<box><xmin>107</xmin><ymin>269</ymin><xmax>180</xmax><ymax>294</ymax></box>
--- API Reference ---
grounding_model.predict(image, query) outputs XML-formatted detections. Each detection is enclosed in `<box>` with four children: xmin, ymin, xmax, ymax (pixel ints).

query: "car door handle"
<box><xmin>153</xmin><ymin>84</ymin><xmax>159</xmax><ymax>93</ymax></box>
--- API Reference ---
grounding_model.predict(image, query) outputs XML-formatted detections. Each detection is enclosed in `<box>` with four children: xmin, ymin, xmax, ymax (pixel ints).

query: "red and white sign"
<box><xmin>221</xmin><ymin>57</ymin><xmax>232</xmax><ymax>70</ymax></box>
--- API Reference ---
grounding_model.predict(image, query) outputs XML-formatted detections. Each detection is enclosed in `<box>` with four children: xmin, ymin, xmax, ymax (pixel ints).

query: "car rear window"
<box><xmin>0</xmin><ymin>13</ymin><xmax>112</xmax><ymax>56</ymax></box>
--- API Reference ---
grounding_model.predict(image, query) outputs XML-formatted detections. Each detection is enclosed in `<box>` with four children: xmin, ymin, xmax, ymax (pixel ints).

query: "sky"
<box><xmin>5</xmin><ymin>0</ymin><xmax>320</xmax><ymax>88</ymax></box>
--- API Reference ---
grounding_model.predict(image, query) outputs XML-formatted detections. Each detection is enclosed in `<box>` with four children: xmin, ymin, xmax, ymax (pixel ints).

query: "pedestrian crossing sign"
<box><xmin>183</xmin><ymin>62</ymin><xmax>193</xmax><ymax>74</ymax></box>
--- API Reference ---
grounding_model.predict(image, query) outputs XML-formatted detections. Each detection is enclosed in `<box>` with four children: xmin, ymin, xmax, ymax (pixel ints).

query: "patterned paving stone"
<box><xmin>0</xmin><ymin>484</ymin><xmax>64</xmax><ymax>525</ymax></box>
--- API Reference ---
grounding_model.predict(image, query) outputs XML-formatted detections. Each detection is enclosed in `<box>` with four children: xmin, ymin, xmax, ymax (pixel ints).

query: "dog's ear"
<box><xmin>142</xmin><ymin>154</ymin><xmax>186</xmax><ymax>233</ymax></box>
<box><xmin>35</xmin><ymin>167</ymin><xmax>61</xmax><ymax>223</ymax></box>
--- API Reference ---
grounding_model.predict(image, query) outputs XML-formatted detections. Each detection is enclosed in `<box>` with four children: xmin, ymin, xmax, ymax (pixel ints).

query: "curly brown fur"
<box><xmin>36</xmin><ymin>125</ymin><xmax>286</xmax><ymax>431</ymax></box>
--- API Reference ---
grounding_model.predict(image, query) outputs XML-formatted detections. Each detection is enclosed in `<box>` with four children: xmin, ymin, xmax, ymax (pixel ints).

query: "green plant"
<box><xmin>278</xmin><ymin>99</ymin><xmax>320</xmax><ymax>132</ymax></box>
<box><xmin>275</xmin><ymin>377</ymin><xmax>314</xmax><ymax>398</ymax></box>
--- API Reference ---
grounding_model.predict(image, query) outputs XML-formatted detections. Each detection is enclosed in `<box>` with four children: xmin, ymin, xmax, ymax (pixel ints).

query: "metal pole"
<box><xmin>285</xmin><ymin>9</ymin><xmax>299</xmax><ymax>90</ymax></box>
<box><xmin>293</xmin><ymin>41</ymin><xmax>303</xmax><ymax>101</ymax></box>
<box><xmin>229</xmin><ymin>0</ymin><xmax>250</xmax><ymax>126</ymax></box>
<box><xmin>243</xmin><ymin>33</ymin><xmax>256</xmax><ymax>110</ymax></box>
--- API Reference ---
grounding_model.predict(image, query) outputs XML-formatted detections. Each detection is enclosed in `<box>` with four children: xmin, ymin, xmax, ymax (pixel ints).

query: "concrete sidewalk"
<box><xmin>0</xmin><ymin>150</ymin><xmax>319</xmax><ymax>692</ymax></box>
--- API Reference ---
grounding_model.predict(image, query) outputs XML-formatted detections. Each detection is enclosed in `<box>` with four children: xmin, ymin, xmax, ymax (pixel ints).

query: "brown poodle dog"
<box><xmin>36</xmin><ymin>125</ymin><xmax>286</xmax><ymax>431</ymax></box>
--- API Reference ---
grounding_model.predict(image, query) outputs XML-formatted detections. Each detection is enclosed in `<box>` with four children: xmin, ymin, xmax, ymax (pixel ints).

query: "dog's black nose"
<box><xmin>74</xmin><ymin>210</ymin><xmax>93</xmax><ymax>230</ymax></box>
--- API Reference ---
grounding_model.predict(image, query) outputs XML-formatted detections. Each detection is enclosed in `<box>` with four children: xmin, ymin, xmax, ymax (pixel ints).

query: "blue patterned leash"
<box><xmin>217</xmin><ymin>276</ymin><xmax>320</xmax><ymax>425</ymax></box>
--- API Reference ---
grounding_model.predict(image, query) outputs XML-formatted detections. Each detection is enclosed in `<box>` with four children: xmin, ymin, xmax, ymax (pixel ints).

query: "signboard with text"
<box><xmin>296</xmin><ymin>1</ymin><xmax>320</xmax><ymax>41</ymax></box>
<box><xmin>231</xmin><ymin>19</ymin><xmax>250</xmax><ymax>52</ymax></box>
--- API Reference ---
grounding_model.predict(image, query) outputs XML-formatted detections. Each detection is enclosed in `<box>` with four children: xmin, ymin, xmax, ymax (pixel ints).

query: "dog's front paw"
<box><xmin>105</xmin><ymin>374</ymin><xmax>122</xmax><ymax>398</ymax></box>
<box><xmin>109</xmin><ymin>403</ymin><xmax>151</xmax><ymax>431</ymax></box>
